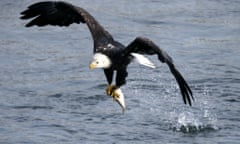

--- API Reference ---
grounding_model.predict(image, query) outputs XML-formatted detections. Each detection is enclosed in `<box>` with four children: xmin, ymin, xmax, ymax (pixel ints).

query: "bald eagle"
<box><xmin>20</xmin><ymin>1</ymin><xmax>194</xmax><ymax>112</ymax></box>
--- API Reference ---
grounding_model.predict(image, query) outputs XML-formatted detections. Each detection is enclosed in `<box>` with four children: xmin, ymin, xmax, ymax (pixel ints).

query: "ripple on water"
<box><xmin>12</xmin><ymin>105</ymin><xmax>54</xmax><ymax>110</ymax></box>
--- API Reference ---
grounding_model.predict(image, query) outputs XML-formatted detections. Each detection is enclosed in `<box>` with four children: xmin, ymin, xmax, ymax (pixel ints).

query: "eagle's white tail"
<box><xmin>131</xmin><ymin>53</ymin><xmax>156</xmax><ymax>68</ymax></box>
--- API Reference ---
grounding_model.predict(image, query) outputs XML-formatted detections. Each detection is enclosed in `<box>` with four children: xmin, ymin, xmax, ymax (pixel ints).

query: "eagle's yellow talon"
<box><xmin>106</xmin><ymin>85</ymin><xmax>120</xmax><ymax>101</ymax></box>
<box><xmin>106</xmin><ymin>85</ymin><xmax>113</xmax><ymax>96</ymax></box>
<box><xmin>106</xmin><ymin>85</ymin><xmax>118</xmax><ymax>96</ymax></box>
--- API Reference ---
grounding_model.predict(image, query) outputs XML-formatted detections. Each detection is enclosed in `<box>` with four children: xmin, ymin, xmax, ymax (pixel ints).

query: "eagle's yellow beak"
<box><xmin>89</xmin><ymin>62</ymin><xmax>96</xmax><ymax>69</ymax></box>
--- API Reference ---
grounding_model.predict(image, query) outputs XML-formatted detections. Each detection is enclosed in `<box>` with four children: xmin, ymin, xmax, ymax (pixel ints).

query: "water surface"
<box><xmin>0</xmin><ymin>0</ymin><xmax>239</xmax><ymax>143</ymax></box>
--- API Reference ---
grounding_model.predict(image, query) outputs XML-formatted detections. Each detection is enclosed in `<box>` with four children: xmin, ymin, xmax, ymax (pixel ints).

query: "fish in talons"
<box><xmin>106</xmin><ymin>85</ymin><xmax>126</xmax><ymax>113</ymax></box>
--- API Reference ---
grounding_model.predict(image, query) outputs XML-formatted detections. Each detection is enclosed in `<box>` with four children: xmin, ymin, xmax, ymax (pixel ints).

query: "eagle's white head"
<box><xmin>89</xmin><ymin>53</ymin><xmax>112</xmax><ymax>69</ymax></box>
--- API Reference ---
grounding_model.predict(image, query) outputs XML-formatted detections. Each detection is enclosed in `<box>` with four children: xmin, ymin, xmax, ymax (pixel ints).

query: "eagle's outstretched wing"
<box><xmin>124</xmin><ymin>37</ymin><xmax>194</xmax><ymax>106</ymax></box>
<box><xmin>20</xmin><ymin>1</ymin><xmax>113</xmax><ymax>51</ymax></box>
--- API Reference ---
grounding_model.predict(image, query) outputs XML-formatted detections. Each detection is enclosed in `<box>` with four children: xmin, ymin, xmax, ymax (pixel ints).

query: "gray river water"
<box><xmin>0</xmin><ymin>0</ymin><xmax>239</xmax><ymax>143</ymax></box>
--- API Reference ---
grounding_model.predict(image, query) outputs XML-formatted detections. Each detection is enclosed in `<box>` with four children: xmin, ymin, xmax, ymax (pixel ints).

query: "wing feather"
<box><xmin>20</xmin><ymin>1</ymin><xmax>113</xmax><ymax>51</ymax></box>
<box><xmin>20</xmin><ymin>1</ymin><xmax>82</xmax><ymax>27</ymax></box>
<box><xmin>124</xmin><ymin>37</ymin><xmax>194</xmax><ymax>106</ymax></box>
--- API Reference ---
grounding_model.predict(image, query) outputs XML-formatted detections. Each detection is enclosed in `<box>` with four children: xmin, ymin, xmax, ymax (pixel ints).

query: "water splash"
<box><xmin>172</xmin><ymin>98</ymin><xmax>219</xmax><ymax>133</ymax></box>
<box><xmin>170</xmin><ymin>87</ymin><xmax>219</xmax><ymax>133</ymax></box>
<box><xmin>172</xmin><ymin>111</ymin><xmax>218</xmax><ymax>133</ymax></box>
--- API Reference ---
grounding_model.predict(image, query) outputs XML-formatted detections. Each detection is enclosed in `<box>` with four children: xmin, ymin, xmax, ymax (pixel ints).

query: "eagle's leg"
<box><xmin>104</xmin><ymin>69</ymin><xmax>121</xmax><ymax>101</ymax></box>
<box><xmin>104</xmin><ymin>69</ymin><xmax>115</xmax><ymax>97</ymax></box>
<box><xmin>104</xmin><ymin>69</ymin><xmax>126</xmax><ymax>112</ymax></box>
